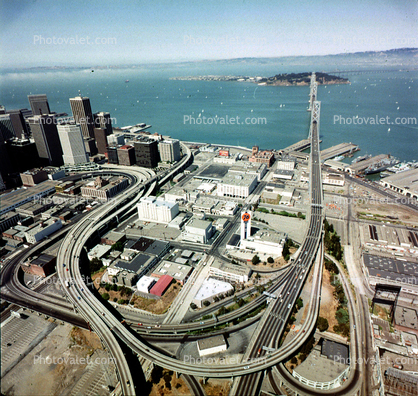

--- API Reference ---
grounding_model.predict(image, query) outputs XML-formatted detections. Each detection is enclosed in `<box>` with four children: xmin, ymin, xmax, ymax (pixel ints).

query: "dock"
<box><xmin>282</xmin><ymin>139</ymin><xmax>312</xmax><ymax>153</ymax></box>
<box><xmin>347</xmin><ymin>154</ymin><xmax>389</xmax><ymax>175</ymax></box>
<box><xmin>320</xmin><ymin>143</ymin><xmax>359</xmax><ymax>161</ymax></box>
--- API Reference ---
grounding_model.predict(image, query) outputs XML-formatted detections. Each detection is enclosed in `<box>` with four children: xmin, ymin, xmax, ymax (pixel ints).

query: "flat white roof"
<box><xmin>194</xmin><ymin>278</ymin><xmax>233</xmax><ymax>301</ymax></box>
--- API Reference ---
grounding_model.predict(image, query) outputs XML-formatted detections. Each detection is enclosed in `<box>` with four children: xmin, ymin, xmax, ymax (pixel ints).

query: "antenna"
<box><xmin>78</xmin><ymin>90</ymin><xmax>81</xmax><ymax>97</ymax></box>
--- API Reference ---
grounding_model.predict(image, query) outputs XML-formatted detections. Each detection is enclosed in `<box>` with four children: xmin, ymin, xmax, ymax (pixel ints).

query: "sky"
<box><xmin>0</xmin><ymin>0</ymin><xmax>417</xmax><ymax>68</ymax></box>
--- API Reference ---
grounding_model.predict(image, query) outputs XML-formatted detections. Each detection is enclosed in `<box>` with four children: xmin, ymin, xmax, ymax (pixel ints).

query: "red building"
<box><xmin>149</xmin><ymin>275</ymin><xmax>173</xmax><ymax>297</ymax></box>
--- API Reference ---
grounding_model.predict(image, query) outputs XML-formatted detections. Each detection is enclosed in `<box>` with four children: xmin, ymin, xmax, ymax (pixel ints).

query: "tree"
<box><xmin>296</xmin><ymin>297</ymin><xmax>304</xmax><ymax>309</ymax></box>
<box><xmin>290</xmin><ymin>356</ymin><xmax>298</xmax><ymax>365</ymax></box>
<box><xmin>190</xmin><ymin>303</ymin><xmax>197</xmax><ymax>310</ymax></box>
<box><xmin>203</xmin><ymin>300</ymin><xmax>211</xmax><ymax>307</ymax></box>
<box><xmin>317</xmin><ymin>316</ymin><xmax>329</xmax><ymax>332</ymax></box>
<box><xmin>336</xmin><ymin>308</ymin><xmax>349</xmax><ymax>324</ymax></box>
<box><xmin>267</xmin><ymin>257</ymin><xmax>274</xmax><ymax>264</ymax></box>
<box><xmin>111</xmin><ymin>241</ymin><xmax>124</xmax><ymax>252</ymax></box>
<box><xmin>101</xmin><ymin>293</ymin><xmax>110</xmax><ymax>300</ymax></box>
<box><xmin>252</xmin><ymin>255</ymin><xmax>260</xmax><ymax>265</ymax></box>
<box><xmin>90</xmin><ymin>257</ymin><xmax>102</xmax><ymax>273</ymax></box>
<box><xmin>217</xmin><ymin>306</ymin><xmax>227</xmax><ymax>316</ymax></box>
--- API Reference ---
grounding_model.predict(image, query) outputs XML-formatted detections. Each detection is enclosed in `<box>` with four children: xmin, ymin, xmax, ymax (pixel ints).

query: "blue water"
<box><xmin>0</xmin><ymin>63</ymin><xmax>417</xmax><ymax>161</ymax></box>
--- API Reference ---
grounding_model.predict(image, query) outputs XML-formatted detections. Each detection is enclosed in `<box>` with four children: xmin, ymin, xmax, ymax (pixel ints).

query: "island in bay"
<box><xmin>170</xmin><ymin>72</ymin><xmax>349</xmax><ymax>85</ymax></box>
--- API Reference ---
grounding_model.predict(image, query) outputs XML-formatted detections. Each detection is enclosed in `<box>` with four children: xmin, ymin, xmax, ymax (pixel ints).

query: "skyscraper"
<box><xmin>6</xmin><ymin>110</ymin><xmax>29</xmax><ymax>138</ymax></box>
<box><xmin>57</xmin><ymin>123</ymin><xmax>89</xmax><ymax>165</ymax></box>
<box><xmin>28</xmin><ymin>94</ymin><xmax>51</xmax><ymax>115</ymax></box>
<box><xmin>94</xmin><ymin>112</ymin><xmax>113</xmax><ymax>136</ymax></box>
<box><xmin>28</xmin><ymin>115</ymin><xmax>63</xmax><ymax>167</ymax></box>
<box><xmin>0</xmin><ymin>114</ymin><xmax>16</xmax><ymax>140</ymax></box>
<box><xmin>94</xmin><ymin>127</ymin><xmax>108</xmax><ymax>154</ymax></box>
<box><xmin>69</xmin><ymin>96</ymin><xmax>95</xmax><ymax>138</ymax></box>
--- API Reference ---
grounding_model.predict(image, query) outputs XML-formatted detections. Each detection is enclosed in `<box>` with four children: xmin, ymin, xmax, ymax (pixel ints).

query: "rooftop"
<box><xmin>197</xmin><ymin>335</ymin><xmax>226</xmax><ymax>351</ymax></box>
<box><xmin>211</xmin><ymin>260</ymin><xmax>251</xmax><ymax>276</ymax></box>
<box><xmin>381</xmin><ymin>168</ymin><xmax>418</xmax><ymax>195</ymax></box>
<box><xmin>194</xmin><ymin>278</ymin><xmax>233</xmax><ymax>301</ymax></box>
<box><xmin>114</xmin><ymin>253</ymin><xmax>154</xmax><ymax>274</ymax></box>
<box><xmin>219</xmin><ymin>173</ymin><xmax>257</xmax><ymax>187</ymax></box>
<box><xmin>186</xmin><ymin>218</ymin><xmax>213</xmax><ymax>230</ymax></box>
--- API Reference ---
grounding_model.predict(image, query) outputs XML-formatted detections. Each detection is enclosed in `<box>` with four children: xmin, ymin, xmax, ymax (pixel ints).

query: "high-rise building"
<box><xmin>84</xmin><ymin>137</ymin><xmax>98</xmax><ymax>156</ymax></box>
<box><xmin>94</xmin><ymin>112</ymin><xmax>113</xmax><ymax>136</ymax></box>
<box><xmin>133</xmin><ymin>137</ymin><xmax>160</xmax><ymax>168</ymax></box>
<box><xmin>0</xmin><ymin>114</ymin><xmax>16</xmax><ymax>141</ymax></box>
<box><xmin>28</xmin><ymin>94</ymin><xmax>51</xmax><ymax>116</ymax></box>
<box><xmin>27</xmin><ymin>115</ymin><xmax>63</xmax><ymax>167</ymax></box>
<box><xmin>6</xmin><ymin>110</ymin><xmax>29</xmax><ymax>138</ymax></box>
<box><xmin>5</xmin><ymin>138</ymin><xmax>41</xmax><ymax>173</ymax></box>
<box><xmin>57</xmin><ymin>123</ymin><xmax>89</xmax><ymax>165</ymax></box>
<box><xmin>107</xmin><ymin>146</ymin><xmax>119</xmax><ymax>164</ymax></box>
<box><xmin>117</xmin><ymin>145</ymin><xmax>136</xmax><ymax>166</ymax></box>
<box><xmin>94</xmin><ymin>127</ymin><xmax>108</xmax><ymax>154</ymax></box>
<box><xmin>69</xmin><ymin>96</ymin><xmax>95</xmax><ymax>138</ymax></box>
<box><xmin>158</xmin><ymin>139</ymin><xmax>181</xmax><ymax>163</ymax></box>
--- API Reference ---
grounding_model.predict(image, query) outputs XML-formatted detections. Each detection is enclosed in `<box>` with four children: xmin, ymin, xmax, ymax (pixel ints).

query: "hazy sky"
<box><xmin>1</xmin><ymin>0</ymin><xmax>417</xmax><ymax>67</ymax></box>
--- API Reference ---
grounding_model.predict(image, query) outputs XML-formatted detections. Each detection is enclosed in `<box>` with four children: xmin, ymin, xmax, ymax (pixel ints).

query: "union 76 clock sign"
<box><xmin>242</xmin><ymin>212</ymin><xmax>251</xmax><ymax>222</ymax></box>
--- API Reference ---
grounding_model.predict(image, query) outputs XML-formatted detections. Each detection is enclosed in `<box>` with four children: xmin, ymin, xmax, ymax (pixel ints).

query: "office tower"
<box><xmin>107</xmin><ymin>146</ymin><xmax>119</xmax><ymax>164</ymax></box>
<box><xmin>27</xmin><ymin>115</ymin><xmax>63</xmax><ymax>167</ymax></box>
<box><xmin>28</xmin><ymin>94</ymin><xmax>51</xmax><ymax>115</ymax></box>
<box><xmin>5</xmin><ymin>138</ymin><xmax>41</xmax><ymax>173</ymax></box>
<box><xmin>94</xmin><ymin>127</ymin><xmax>108</xmax><ymax>154</ymax></box>
<box><xmin>6</xmin><ymin>110</ymin><xmax>29</xmax><ymax>138</ymax></box>
<box><xmin>133</xmin><ymin>137</ymin><xmax>160</xmax><ymax>168</ymax></box>
<box><xmin>158</xmin><ymin>139</ymin><xmax>181</xmax><ymax>163</ymax></box>
<box><xmin>0</xmin><ymin>114</ymin><xmax>16</xmax><ymax>140</ymax></box>
<box><xmin>84</xmin><ymin>137</ymin><xmax>98</xmax><ymax>156</ymax></box>
<box><xmin>69</xmin><ymin>96</ymin><xmax>95</xmax><ymax>138</ymax></box>
<box><xmin>94</xmin><ymin>112</ymin><xmax>113</xmax><ymax>136</ymax></box>
<box><xmin>117</xmin><ymin>145</ymin><xmax>136</xmax><ymax>166</ymax></box>
<box><xmin>57</xmin><ymin>123</ymin><xmax>89</xmax><ymax>165</ymax></box>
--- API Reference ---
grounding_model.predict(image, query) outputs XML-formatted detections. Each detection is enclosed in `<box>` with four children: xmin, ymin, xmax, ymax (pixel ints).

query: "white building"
<box><xmin>137</xmin><ymin>196</ymin><xmax>179</xmax><ymax>224</ymax></box>
<box><xmin>183</xmin><ymin>218</ymin><xmax>214</xmax><ymax>244</ymax></box>
<box><xmin>197</xmin><ymin>335</ymin><xmax>227</xmax><ymax>357</ymax></box>
<box><xmin>214</xmin><ymin>201</ymin><xmax>239</xmax><ymax>216</ymax></box>
<box><xmin>213</xmin><ymin>155</ymin><xmax>237</xmax><ymax>164</ymax></box>
<box><xmin>276</xmin><ymin>156</ymin><xmax>296</xmax><ymax>170</ymax></box>
<box><xmin>192</xmin><ymin>278</ymin><xmax>233</xmax><ymax>308</ymax></box>
<box><xmin>272</xmin><ymin>169</ymin><xmax>294</xmax><ymax>180</ymax></box>
<box><xmin>158</xmin><ymin>139</ymin><xmax>181</xmax><ymax>163</ymax></box>
<box><xmin>217</xmin><ymin>173</ymin><xmax>258</xmax><ymax>199</ymax></box>
<box><xmin>24</xmin><ymin>218</ymin><xmax>62</xmax><ymax>244</ymax></box>
<box><xmin>136</xmin><ymin>276</ymin><xmax>157</xmax><ymax>293</ymax></box>
<box><xmin>87</xmin><ymin>244</ymin><xmax>112</xmax><ymax>261</ymax></box>
<box><xmin>240</xmin><ymin>229</ymin><xmax>287</xmax><ymax>257</ymax></box>
<box><xmin>210</xmin><ymin>260</ymin><xmax>251</xmax><ymax>283</ymax></box>
<box><xmin>323</xmin><ymin>173</ymin><xmax>345</xmax><ymax>186</ymax></box>
<box><xmin>57</xmin><ymin>123</ymin><xmax>89</xmax><ymax>165</ymax></box>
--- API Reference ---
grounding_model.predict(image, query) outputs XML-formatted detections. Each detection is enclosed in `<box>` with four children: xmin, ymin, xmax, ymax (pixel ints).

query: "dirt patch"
<box><xmin>354</xmin><ymin>200</ymin><xmax>418</xmax><ymax>228</ymax></box>
<box><xmin>200</xmin><ymin>378</ymin><xmax>230</xmax><ymax>396</ymax></box>
<box><xmin>253</xmin><ymin>247</ymin><xmax>297</xmax><ymax>268</ymax></box>
<box><xmin>147</xmin><ymin>369</ymin><xmax>189</xmax><ymax>396</ymax></box>
<box><xmin>131</xmin><ymin>283</ymin><xmax>181</xmax><ymax>314</ymax></box>
<box><xmin>319</xmin><ymin>269</ymin><xmax>340</xmax><ymax>334</ymax></box>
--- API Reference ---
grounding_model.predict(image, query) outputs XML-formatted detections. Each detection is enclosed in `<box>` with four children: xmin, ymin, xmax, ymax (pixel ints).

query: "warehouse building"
<box><xmin>151</xmin><ymin>261</ymin><xmax>193</xmax><ymax>285</ymax></box>
<box><xmin>192</xmin><ymin>278</ymin><xmax>234</xmax><ymax>308</ymax></box>
<box><xmin>182</xmin><ymin>217</ymin><xmax>214</xmax><ymax>244</ymax></box>
<box><xmin>217</xmin><ymin>173</ymin><xmax>258</xmax><ymax>199</ymax></box>
<box><xmin>136</xmin><ymin>276</ymin><xmax>158</xmax><ymax>293</ymax></box>
<box><xmin>137</xmin><ymin>196</ymin><xmax>179</xmax><ymax>224</ymax></box>
<box><xmin>380</xmin><ymin>168</ymin><xmax>418</xmax><ymax>201</ymax></box>
<box><xmin>210</xmin><ymin>260</ymin><xmax>251</xmax><ymax>283</ymax></box>
<box><xmin>24</xmin><ymin>218</ymin><xmax>62</xmax><ymax>244</ymax></box>
<box><xmin>150</xmin><ymin>274</ymin><xmax>173</xmax><ymax>296</ymax></box>
<box><xmin>197</xmin><ymin>335</ymin><xmax>227</xmax><ymax>357</ymax></box>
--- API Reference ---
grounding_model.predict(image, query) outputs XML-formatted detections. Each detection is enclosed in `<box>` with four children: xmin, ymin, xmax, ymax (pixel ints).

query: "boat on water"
<box><xmin>333</xmin><ymin>155</ymin><xmax>345</xmax><ymax>161</ymax></box>
<box><xmin>352</xmin><ymin>154</ymin><xmax>371</xmax><ymax>164</ymax></box>
<box><xmin>365</xmin><ymin>158</ymin><xmax>399</xmax><ymax>175</ymax></box>
<box><xmin>125</xmin><ymin>80</ymin><xmax>129</xmax><ymax>83</ymax></box>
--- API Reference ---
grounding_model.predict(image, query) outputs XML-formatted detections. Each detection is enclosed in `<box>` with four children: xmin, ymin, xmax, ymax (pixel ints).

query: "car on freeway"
<box><xmin>244</xmin><ymin>366</ymin><xmax>250</xmax><ymax>369</ymax></box>
<box><xmin>200</xmin><ymin>321</ymin><xmax>205</xmax><ymax>324</ymax></box>
<box><xmin>138</xmin><ymin>323</ymin><xmax>143</xmax><ymax>326</ymax></box>
<box><xmin>287</xmin><ymin>304</ymin><xmax>291</xmax><ymax>309</ymax></box>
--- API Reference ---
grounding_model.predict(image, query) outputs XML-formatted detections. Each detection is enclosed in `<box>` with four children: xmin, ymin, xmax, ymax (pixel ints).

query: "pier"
<box><xmin>320</xmin><ymin>143</ymin><xmax>359</xmax><ymax>161</ymax></box>
<box><xmin>347</xmin><ymin>154</ymin><xmax>389</xmax><ymax>175</ymax></box>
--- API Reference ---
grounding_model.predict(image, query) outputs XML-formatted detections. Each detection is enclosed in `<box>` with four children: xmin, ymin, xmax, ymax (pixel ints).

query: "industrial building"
<box><xmin>183</xmin><ymin>218</ymin><xmax>214</xmax><ymax>244</ymax></box>
<box><xmin>0</xmin><ymin>180</ymin><xmax>57</xmax><ymax>215</ymax></box>
<box><xmin>20</xmin><ymin>169</ymin><xmax>49</xmax><ymax>186</ymax></box>
<box><xmin>380</xmin><ymin>168</ymin><xmax>418</xmax><ymax>200</ymax></box>
<box><xmin>228</xmin><ymin>162</ymin><xmax>267</xmax><ymax>181</ymax></box>
<box><xmin>149</xmin><ymin>274</ymin><xmax>173</xmax><ymax>296</ymax></box>
<box><xmin>24</xmin><ymin>218</ymin><xmax>62</xmax><ymax>244</ymax></box>
<box><xmin>129</xmin><ymin>237</ymin><xmax>170</xmax><ymax>258</ymax></box>
<box><xmin>323</xmin><ymin>173</ymin><xmax>345</xmax><ymax>186</ymax></box>
<box><xmin>159</xmin><ymin>139</ymin><xmax>181</xmax><ymax>163</ymax></box>
<box><xmin>240</xmin><ymin>229</ymin><xmax>287</xmax><ymax>257</ymax></box>
<box><xmin>151</xmin><ymin>261</ymin><xmax>193</xmax><ymax>284</ymax></box>
<box><xmin>197</xmin><ymin>335</ymin><xmax>227</xmax><ymax>357</ymax></box>
<box><xmin>87</xmin><ymin>244</ymin><xmax>112</xmax><ymax>261</ymax></box>
<box><xmin>137</xmin><ymin>196</ymin><xmax>179</xmax><ymax>223</ymax></box>
<box><xmin>101</xmin><ymin>231</ymin><xmax>126</xmax><ymax>246</ymax></box>
<box><xmin>276</xmin><ymin>155</ymin><xmax>296</xmax><ymax>171</ymax></box>
<box><xmin>210</xmin><ymin>260</ymin><xmax>251</xmax><ymax>283</ymax></box>
<box><xmin>272</xmin><ymin>169</ymin><xmax>294</xmax><ymax>180</ymax></box>
<box><xmin>0</xmin><ymin>212</ymin><xmax>20</xmax><ymax>233</ymax></box>
<box><xmin>192</xmin><ymin>278</ymin><xmax>233</xmax><ymax>308</ymax></box>
<box><xmin>21</xmin><ymin>253</ymin><xmax>56</xmax><ymax>278</ymax></box>
<box><xmin>249</xmin><ymin>146</ymin><xmax>275</xmax><ymax>167</ymax></box>
<box><xmin>217</xmin><ymin>173</ymin><xmax>258</xmax><ymax>199</ymax></box>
